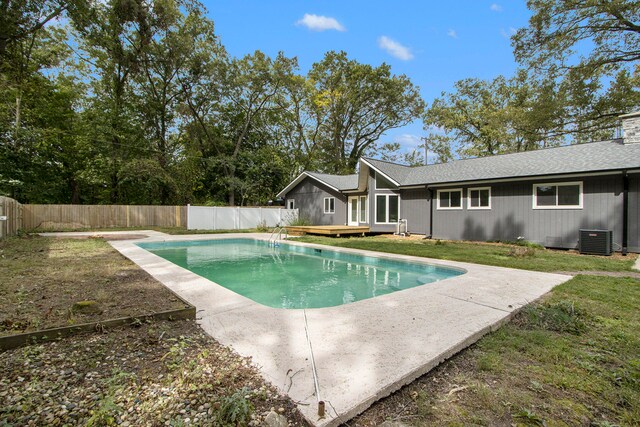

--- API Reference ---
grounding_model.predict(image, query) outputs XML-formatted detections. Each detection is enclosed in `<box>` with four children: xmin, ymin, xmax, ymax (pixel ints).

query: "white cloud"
<box><xmin>447</xmin><ymin>29</ymin><xmax>458</xmax><ymax>39</ymax></box>
<box><xmin>500</xmin><ymin>27</ymin><xmax>517</xmax><ymax>39</ymax></box>
<box><xmin>395</xmin><ymin>134</ymin><xmax>422</xmax><ymax>149</ymax></box>
<box><xmin>377</xmin><ymin>36</ymin><xmax>414</xmax><ymax>60</ymax></box>
<box><xmin>296</xmin><ymin>14</ymin><xmax>345</xmax><ymax>32</ymax></box>
<box><xmin>490</xmin><ymin>3</ymin><xmax>503</xmax><ymax>12</ymax></box>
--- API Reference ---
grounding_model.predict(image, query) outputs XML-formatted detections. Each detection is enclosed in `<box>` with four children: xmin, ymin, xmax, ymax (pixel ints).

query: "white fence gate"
<box><xmin>187</xmin><ymin>205</ymin><xmax>298</xmax><ymax>230</ymax></box>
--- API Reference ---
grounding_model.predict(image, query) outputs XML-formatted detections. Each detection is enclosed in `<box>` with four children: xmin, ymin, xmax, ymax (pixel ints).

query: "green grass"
<box><xmin>354</xmin><ymin>275</ymin><xmax>640</xmax><ymax>426</ymax></box>
<box><xmin>294</xmin><ymin>236</ymin><xmax>637</xmax><ymax>272</ymax></box>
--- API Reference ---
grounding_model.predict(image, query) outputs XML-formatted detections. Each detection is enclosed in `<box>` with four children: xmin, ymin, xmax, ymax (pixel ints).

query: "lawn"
<box><xmin>295</xmin><ymin>235</ymin><xmax>638</xmax><ymax>273</ymax></box>
<box><xmin>2</xmin><ymin>233</ymin><xmax>638</xmax><ymax>426</ymax></box>
<box><xmin>0</xmin><ymin>236</ymin><xmax>188</xmax><ymax>336</ymax></box>
<box><xmin>353</xmin><ymin>275</ymin><xmax>640</xmax><ymax>426</ymax></box>
<box><xmin>0</xmin><ymin>235</ymin><xmax>305</xmax><ymax>426</ymax></box>
<box><xmin>292</xmin><ymin>236</ymin><xmax>639</xmax><ymax>426</ymax></box>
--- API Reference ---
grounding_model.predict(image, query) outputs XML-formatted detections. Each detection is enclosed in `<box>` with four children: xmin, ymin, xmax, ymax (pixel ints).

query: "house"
<box><xmin>277</xmin><ymin>112</ymin><xmax>640</xmax><ymax>253</ymax></box>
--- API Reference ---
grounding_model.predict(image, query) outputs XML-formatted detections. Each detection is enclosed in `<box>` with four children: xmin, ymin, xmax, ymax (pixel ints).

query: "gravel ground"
<box><xmin>0</xmin><ymin>319</ymin><xmax>307</xmax><ymax>426</ymax></box>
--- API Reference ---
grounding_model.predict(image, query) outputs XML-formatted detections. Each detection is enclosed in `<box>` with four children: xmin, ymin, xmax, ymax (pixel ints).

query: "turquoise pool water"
<box><xmin>138</xmin><ymin>239</ymin><xmax>464</xmax><ymax>309</ymax></box>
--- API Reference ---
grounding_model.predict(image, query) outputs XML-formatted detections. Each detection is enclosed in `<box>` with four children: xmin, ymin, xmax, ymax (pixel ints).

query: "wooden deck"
<box><xmin>285</xmin><ymin>225</ymin><xmax>370</xmax><ymax>237</ymax></box>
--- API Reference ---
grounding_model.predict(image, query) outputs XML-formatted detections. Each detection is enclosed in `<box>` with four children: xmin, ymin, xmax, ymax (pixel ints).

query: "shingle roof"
<box><xmin>306</xmin><ymin>172</ymin><xmax>359</xmax><ymax>190</ymax></box>
<box><xmin>366</xmin><ymin>139</ymin><xmax>640</xmax><ymax>186</ymax></box>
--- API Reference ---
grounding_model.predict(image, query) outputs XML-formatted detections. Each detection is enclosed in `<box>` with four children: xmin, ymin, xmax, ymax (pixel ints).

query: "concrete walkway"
<box><xmin>634</xmin><ymin>255</ymin><xmax>640</xmax><ymax>271</ymax></box>
<box><xmin>92</xmin><ymin>232</ymin><xmax>572</xmax><ymax>426</ymax></box>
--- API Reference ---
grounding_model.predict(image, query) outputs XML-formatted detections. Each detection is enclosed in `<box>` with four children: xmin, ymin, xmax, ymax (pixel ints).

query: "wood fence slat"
<box><xmin>18</xmin><ymin>203</ymin><xmax>187</xmax><ymax>230</ymax></box>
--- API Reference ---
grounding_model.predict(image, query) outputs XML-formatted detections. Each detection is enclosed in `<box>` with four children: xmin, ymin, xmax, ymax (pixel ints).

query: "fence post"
<box><xmin>186</xmin><ymin>204</ymin><xmax>190</xmax><ymax>230</ymax></box>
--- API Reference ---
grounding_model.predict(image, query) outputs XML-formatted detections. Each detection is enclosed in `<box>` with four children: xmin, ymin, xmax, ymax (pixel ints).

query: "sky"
<box><xmin>202</xmin><ymin>0</ymin><xmax>534</xmax><ymax>160</ymax></box>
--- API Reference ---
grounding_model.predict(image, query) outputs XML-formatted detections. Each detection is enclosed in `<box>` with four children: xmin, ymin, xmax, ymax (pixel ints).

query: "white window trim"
<box><xmin>359</xmin><ymin>195</ymin><xmax>368</xmax><ymax>223</ymax></box>
<box><xmin>323</xmin><ymin>197</ymin><xmax>335</xmax><ymax>214</ymax></box>
<box><xmin>374</xmin><ymin>194</ymin><xmax>400</xmax><ymax>224</ymax></box>
<box><xmin>467</xmin><ymin>187</ymin><xmax>491</xmax><ymax>210</ymax></box>
<box><xmin>532</xmin><ymin>181</ymin><xmax>583</xmax><ymax>209</ymax></box>
<box><xmin>375</xmin><ymin>172</ymin><xmax>396</xmax><ymax>190</ymax></box>
<box><xmin>287</xmin><ymin>199</ymin><xmax>295</xmax><ymax>210</ymax></box>
<box><xmin>436</xmin><ymin>188</ymin><xmax>463</xmax><ymax>210</ymax></box>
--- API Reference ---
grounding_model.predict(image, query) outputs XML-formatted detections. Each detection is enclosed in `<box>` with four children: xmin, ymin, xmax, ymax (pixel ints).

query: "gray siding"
<box><xmin>285</xmin><ymin>178</ymin><xmax>347</xmax><ymax>225</ymax></box>
<box><xmin>629</xmin><ymin>173</ymin><xmax>640</xmax><ymax>252</ymax></box>
<box><xmin>400</xmin><ymin>188</ymin><xmax>429</xmax><ymax>235</ymax></box>
<box><xmin>431</xmin><ymin>175</ymin><xmax>625</xmax><ymax>249</ymax></box>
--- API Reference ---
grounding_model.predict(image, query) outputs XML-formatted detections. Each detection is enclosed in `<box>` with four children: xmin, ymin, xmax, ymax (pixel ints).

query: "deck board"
<box><xmin>285</xmin><ymin>225</ymin><xmax>370</xmax><ymax>237</ymax></box>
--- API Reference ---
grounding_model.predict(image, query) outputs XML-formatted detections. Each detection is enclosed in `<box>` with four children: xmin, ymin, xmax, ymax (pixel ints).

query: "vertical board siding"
<box><xmin>431</xmin><ymin>175</ymin><xmax>625</xmax><ymax>249</ymax></box>
<box><xmin>629</xmin><ymin>173</ymin><xmax>640</xmax><ymax>252</ymax></box>
<box><xmin>22</xmin><ymin>204</ymin><xmax>187</xmax><ymax>230</ymax></box>
<box><xmin>285</xmin><ymin>178</ymin><xmax>347</xmax><ymax>226</ymax></box>
<box><xmin>0</xmin><ymin>196</ymin><xmax>23</xmax><ymax>238</ymax></box>
<box><xmin>400</xmin><ymin>188</ymin><xmax>429</xmax><ymax>234</ymax></box>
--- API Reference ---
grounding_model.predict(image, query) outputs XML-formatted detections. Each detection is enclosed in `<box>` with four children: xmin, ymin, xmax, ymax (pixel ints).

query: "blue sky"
<box><xmin>203</xmin><ymin>0</ymin><xmax>533</xmax><ymax>159</ymax></box>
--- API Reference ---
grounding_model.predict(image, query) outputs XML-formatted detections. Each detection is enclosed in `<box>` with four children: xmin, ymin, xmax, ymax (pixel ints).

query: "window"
<box><xmin>468</xmin><ymin>187</ymin><xmax>491</xmax><ymax>209</ymax></box>
<box><xmin>287</xmin><ymin>199</ymin><xmax>295</xmax><ymax>210</ymax></box>
<box><xmin>533</xmin><ymin>182</ymin><xmax>583</xmax><ymax>209</ymax></box>
<box><xmin>359</xmin><ymin>196</ymin><xmax>367</xmax><ymax>223</ymax></box>
<box><xmin>375</xmin><ymin>172</ymin><xmax>396</xmax><ymax>189</ymax></box>
<box><xmin>375</xmin><ymin>194</ymin><xmax>399</xmax><ymax>223</ymax></box>
<box><xmin>437</xmin><ymin>189</ymin><xmax>463</xmax><ymax>210</ymax></box>
<box><xmin>323</xmin><ymin>197</ymin><xmax>335</xmax><ymax>214</ymax></box>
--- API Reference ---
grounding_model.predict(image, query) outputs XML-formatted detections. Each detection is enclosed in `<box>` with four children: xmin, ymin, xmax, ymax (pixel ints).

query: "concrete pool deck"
<box><xmin>45</xmin><ymin>231</ymin><xmax>572</xmax><ymax>426</ymax></box>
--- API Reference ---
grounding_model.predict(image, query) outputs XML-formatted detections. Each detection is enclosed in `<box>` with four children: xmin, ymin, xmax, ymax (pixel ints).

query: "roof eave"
<box><xmin>360</xmin><ymin>158</ymin><xmax>402</xmax><ymax>186</ymax></box>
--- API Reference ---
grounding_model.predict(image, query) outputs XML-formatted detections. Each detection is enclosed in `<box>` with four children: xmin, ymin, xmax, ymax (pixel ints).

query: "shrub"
<box><xmin>518</xmin><ymin>300</ymin><xmax>587</xmax><ymax>335</ymax></box>
<box><xmin>216</xmin><ymin>388</ymin><xmax>253</xmax><ymax>426</ymax></box>
<box><xmin>287</xmin><ymin>215</ymin><xmax>311</xmax><ymax>226</ymax></box>
<box><xmin>255</xmin><ymin>220</ymin><xmax>269</xmax><ymax>232</ymax></box>
<box><xmin>507</xmin><ymin>246</ymin><xmax>536</xmax><ymax>258</ymax></box>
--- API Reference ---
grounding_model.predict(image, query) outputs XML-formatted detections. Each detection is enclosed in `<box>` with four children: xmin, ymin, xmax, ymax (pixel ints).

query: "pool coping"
<box><xmin>103</xmin><ymin>231</ymin><xmax>572</xmax><ymax>426</ymax></box>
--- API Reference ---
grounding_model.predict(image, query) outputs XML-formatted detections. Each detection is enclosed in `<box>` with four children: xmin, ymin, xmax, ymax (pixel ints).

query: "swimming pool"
<box><xmin>138</xmin><ymin>239</ymin><xmax>465</xmax><ymax>309</ymax></box>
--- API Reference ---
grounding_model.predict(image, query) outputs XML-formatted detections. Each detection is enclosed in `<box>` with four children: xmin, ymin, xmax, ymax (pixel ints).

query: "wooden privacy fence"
<box><xmin>22</xmin><ymin>204</ymin><xmax>187</xmax><ymax>230</ymax></box>
<box><xmin>0</xmin><ymin>196</ymin><xmax>23</xmax><ymax>238</ymax></box>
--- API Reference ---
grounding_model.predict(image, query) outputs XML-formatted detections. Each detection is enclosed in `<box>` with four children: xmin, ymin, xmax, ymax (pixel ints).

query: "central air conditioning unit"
<box><xmin>579</xmin><ymin>229</ymin><xmax>613</xmax><ymax>256</ymax></box>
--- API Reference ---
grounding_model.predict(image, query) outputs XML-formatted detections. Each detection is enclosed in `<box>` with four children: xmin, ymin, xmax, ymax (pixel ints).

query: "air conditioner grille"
<box><xmin>579</xmin><ymin>229</ymin><xmax>613</xmax><ymax>255</ymax></box>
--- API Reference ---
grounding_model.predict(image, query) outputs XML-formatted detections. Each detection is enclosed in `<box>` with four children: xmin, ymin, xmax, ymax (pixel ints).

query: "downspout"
<box><xmin>622</xmin><ymin>171</ymin><xmax>628</xmax><ymax>256</ymax></box>
<box><xmin>426</xmin><ymin>187</ymin><xmax>434</xmax><ymax>239</ymax></box>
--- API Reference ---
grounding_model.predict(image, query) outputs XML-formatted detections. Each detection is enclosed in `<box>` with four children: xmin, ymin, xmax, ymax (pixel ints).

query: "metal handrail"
<box><xmin>268</xmin><ymin>226</ymin><xmax>288</xmax><ymax>246</ymax></box>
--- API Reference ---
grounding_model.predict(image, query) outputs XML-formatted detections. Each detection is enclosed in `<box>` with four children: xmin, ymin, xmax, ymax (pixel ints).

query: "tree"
<box><xmin>514</xmin><ymin>0</ymin><xmax>640</xmax><ymax>76</ymax></box>
<box><xmin>513</xmin><ymin>0</ymin><xmax>640</xmax><ymax>138</ymax></box>
<box><xmin>306</xmin><ymin>51</ymin><xmax>424</xmax><ymax>173</ymax></box>
<box><xmin>423</xmin><ymin>70</ymin><xmax>565</xmax><ymax>159</ymax></box>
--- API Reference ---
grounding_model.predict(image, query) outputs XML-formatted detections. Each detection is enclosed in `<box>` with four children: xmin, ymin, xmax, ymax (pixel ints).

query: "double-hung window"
<box><xmin>323</xmin><ymin>197</ymin><xmax>335</xmax><ymax>214</ymax></box>
<box><xmin>375</xmin><ymin>194</ymin><xmax>399</xmax><ymax>223</ymax></box>
<box><xmin>437</xmin><ymin>189</ymin><xmax>463</xmax><ymax>210</ymax></box>
<box><xmin>468</xmin><ymin>187</ymin><xmax>491</xmax><ymax>209</ymax></box>
<box><xmin>533</xmin><ymin>182</ymin><xmax>583</xmax><ymax>209</ymax></box>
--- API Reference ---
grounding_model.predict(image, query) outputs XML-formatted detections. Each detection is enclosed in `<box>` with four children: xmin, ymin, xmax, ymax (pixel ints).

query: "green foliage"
<box><xmin>216</xmin><ymin>388</ymin><xmax>254</xmax><ymax>426</ymax></box>
<box><xmin>255</xmin><ymin>220</ymin><xmax>268</xmax><ymax>232</ymax></box>
<box><xmin>294</xmin><ymin>235</ymin><xmax>637</xmax><ymax>272</ymax></box>
<box><xmin>424</xmin><ymin>0</ymin><xmax>640</xmax><ymax>160</ymax></box>
<box><xmin>306</xmin><ymin>51</ymin><xmax>425</xmax><ymax>173</ymax></box>
<box><xmin>519</xmin><ymin>300</ymin><xmax>587</xmax><ymax>335</ymax></box>
<box><xmin>287</xmin><ymin>215</ymin><xmax>311</xmax><ymax>226</ymax></box>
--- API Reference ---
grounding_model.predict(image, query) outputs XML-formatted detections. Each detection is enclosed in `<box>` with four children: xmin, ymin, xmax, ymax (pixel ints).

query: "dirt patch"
<box><xmin>57</xmin><ymin>234</ymin><xmax>151</xmax><ymax>241</ymax></box>
<box><xmin>0</xmin><ymin>236</ymin><xmax>187</xmax><ymax>337</ymax></box>
<box><xmin>0</xmin><ymin>319</ymin><xmax>307</xmax><ymax>426</ymax></box>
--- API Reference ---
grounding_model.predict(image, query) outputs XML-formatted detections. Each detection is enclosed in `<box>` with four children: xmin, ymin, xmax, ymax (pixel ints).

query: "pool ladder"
<box><xmin>268</xmin><ymin>227</ymin><xmax>288</xmax><ymax>247</ymax></box>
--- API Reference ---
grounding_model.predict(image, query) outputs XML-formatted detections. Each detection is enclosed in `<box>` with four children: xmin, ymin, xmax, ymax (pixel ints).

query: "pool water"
<box><xmin>138</xmin><ymin>239</ymin><xmax>464</xmax><ymax>309</ymax></box>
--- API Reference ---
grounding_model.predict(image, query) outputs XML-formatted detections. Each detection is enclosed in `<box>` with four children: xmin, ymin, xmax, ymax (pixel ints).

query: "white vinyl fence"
<box><xmin>187</xmin><ymin>205</ymin><xmax>298</xmax><ymax>230</ymax></box>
